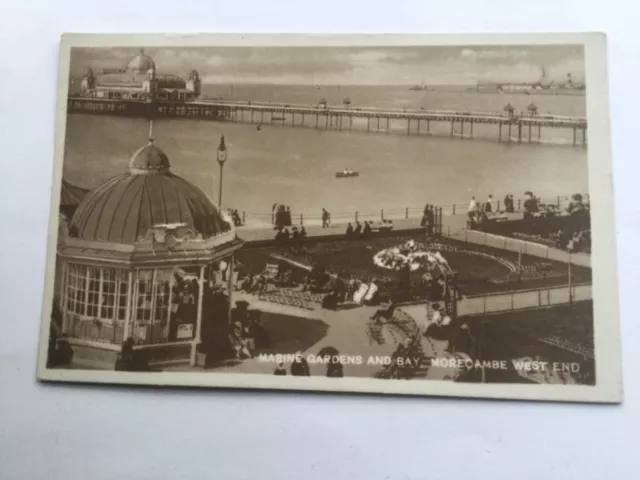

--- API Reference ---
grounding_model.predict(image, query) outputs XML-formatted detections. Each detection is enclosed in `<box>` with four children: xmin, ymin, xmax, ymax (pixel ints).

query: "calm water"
<box><xmin>63</xmin><ymin>109</ymin><xmax>589</xmax><ymax>226</ymax></box>
<box><xmin>200</xmin><ymin>84</ymin><xmax>586</xmax><ymax>117</ymax></box>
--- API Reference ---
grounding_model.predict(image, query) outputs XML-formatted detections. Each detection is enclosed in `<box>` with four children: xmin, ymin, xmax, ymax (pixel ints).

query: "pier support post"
<box><xmin>518</xmin><ymin>122</ymin><xmax>522</xmax><ymax>143</ymax></box>
<box><xmin>528</xmin><ymin>123</ymin><xmax>532</xmax><ymax>142</ymax></box>
<box><xmin>339</xmin><ymin>115</ymin><xmax>342</xmax><ymax>131</ymax></box>
<box><xmin>367</xmin><ymin>117</ymin><xmax>371</xmax><ymax>132</ymax></box>
<box><xmin>498</xmin><ymin>123</ymin><xmax>502</xmax><ymax>142</ymax></box>
<box><xmin>250</xmin><ymin>110</ymin><xmax>254</xmax><ymax>124</ymax></box>
<box><xmin>508</xmin><ymin>122</ymin><xmax>512</xmax><ymax>143</ymax></box>
<box><xmin>452</xmin><ymin>204</ymin><xmax>456</xmax><ymax>215</ymax></box>
<box><xmin>582</xmin><ymin>126</ymin><xmax>587</xmax><ymax>146</ymax></box>
<box><xmin>386</xmin><ymin>117</ymin><xmax>390</xmax><ymax>132</ymax></box>
<box><xmin>261</xmin><ymin>110</ymin><xmax>264</xmax><ymax>123</ymax></box>
<box><xmin>301</xmin><ymin>113</ymin><xmax>304</xmax><ymax>126</ymax></box>
<box><xmin>538</xmin><ymin>124</ymin><xmax>541</xmax><ymax>141</ymax></box>
<box><xmin>470</xmin><ymin>120</ymin><xmax>473</xmax><ymax>138</ymax></box>
<box><xmin>381</xmin><ymin>209</ymin><xmax>384</xmax><ymax>221</ymax></box>
<box><xmin>427</xmin><ymin>119</ymin><xmax>430</xmax><ymax>133</ymax></box>
<box><xmin>300</xmin><ymin>213</ymin><xmax>303</xmax><ymax>225</ymax></box>
<box><xmin>350</xmin><ymin>115</ymin><xmax>353</xmax><ymax>130</ymax></box>
<box><xmin>315</xmin><ymin>113</ymin><xmax>319</xmax><ymax>129</ymax></box>
<box><xmin>291</xmin><ymin>112</ymin><xmax>295</xmax><ymax>127</ymax></box>
<box><xmin>417</xmin><ymin>119</ymin><xmax>420</xmax><ymax>136</ymax></box>
<box><xmin>405</xmin><ymin>207</ymin><xmax>408</xmax><ymax>219</ymax></box>
<box><xmin>573</xmin><ymin>127</ymin><xmax>577</xmax><ymax>146</ymax></box>
<box><xmin>460</xmin><ymin>119</ymin><xmax>464</xmax><ymax>138</ymax></box>
<box><xmin>450</xmin><ymin>119</ymin><xmax>454</xmax><ymax>137</ymax></box>
<box><xmin>377</xmin><ymin>117</ymin><xmax>380</xmax><ymax>130</ymax></box>
<box><xmin>355</xmin><ymin>211</ymin><xmax>358</xmax><ymax>222</ymax></box>
<box><xmin>325</xmin><ymin>113</ymin><xmax>329</xmax><ymax>129</ymax></box>
<box><xmin>242</xmin><ymin>211</ymin><xmax>245</xmax><ymax>224</ymax></box>
<box><xmin>407</xmin><ymin>119</ymin><xmax>411</xmax><ymax>136</ymax></box>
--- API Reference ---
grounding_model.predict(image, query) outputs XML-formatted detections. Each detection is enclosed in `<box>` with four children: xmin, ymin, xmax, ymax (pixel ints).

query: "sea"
<box><xmin>63</xmin><ymin>84</ymin><xmax>589</xmax><ymax>227</ymax></box>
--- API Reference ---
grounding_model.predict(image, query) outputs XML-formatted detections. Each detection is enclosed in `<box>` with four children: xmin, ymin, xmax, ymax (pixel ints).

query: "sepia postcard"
<box><xmin>37</xmin><ymin>33</ymin><xmax>622</xmax><ymax>403</ymax></box>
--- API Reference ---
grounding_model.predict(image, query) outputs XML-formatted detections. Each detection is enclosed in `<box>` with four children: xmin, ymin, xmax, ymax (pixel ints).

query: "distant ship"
<box><xmin>476</xmin><ymin>69</ymin><xmax>585</xmax><ymax>95</ymax></box>
<box><xmin>409</xmin><ymin>81</ymin><xmax>433</xmax><ymax>91</ymax></box>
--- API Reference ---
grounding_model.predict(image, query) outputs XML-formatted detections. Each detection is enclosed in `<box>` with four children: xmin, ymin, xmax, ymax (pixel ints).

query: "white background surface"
<box><xmin>0</xmin><ymin>1</ymin><xmax>637</xmax><ymax>479</ymax></box>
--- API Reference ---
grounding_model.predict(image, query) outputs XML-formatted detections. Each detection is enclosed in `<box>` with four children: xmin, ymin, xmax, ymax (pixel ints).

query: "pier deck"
<box><xmin>67</xmin><ymin>96</ymin><xmax>588</xmax><ymax>146</ymax></box>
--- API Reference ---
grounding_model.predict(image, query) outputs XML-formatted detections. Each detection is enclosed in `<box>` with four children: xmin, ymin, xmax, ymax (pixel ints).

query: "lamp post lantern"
<box><xmin>216</xmin><ymin>135</ymin><xmax>227</xmax><ymax>209</ymax></box>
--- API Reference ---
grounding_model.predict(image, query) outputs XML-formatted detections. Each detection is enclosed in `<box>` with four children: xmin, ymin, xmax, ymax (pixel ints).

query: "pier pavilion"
<box><xmin>80</xmin><ymin>49</ymin><xmax>202</xmax><ymax>102</ymax></box>
<box><xmin>55</xmin><ymin>129</ymin><xmax>243</xmax><ymax>369</ymax></box>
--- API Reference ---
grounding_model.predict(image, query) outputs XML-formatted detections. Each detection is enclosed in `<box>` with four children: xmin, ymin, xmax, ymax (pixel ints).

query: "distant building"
<box><xmin>80</xmin><ymin>49</ymin><xmax>201</xmax><ymax>102</ymax></box>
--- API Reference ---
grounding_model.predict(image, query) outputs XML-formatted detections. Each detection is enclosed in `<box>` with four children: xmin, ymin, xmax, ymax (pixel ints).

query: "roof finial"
<box><xmin>148</xmin><ymin>120</ymin><xmax>154</xmax><ymax>144</ymax></box>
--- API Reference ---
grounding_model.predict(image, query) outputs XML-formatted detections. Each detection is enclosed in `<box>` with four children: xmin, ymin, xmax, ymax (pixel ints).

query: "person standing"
<box><xmin>485</xmin><ymin>194</ymin><xmax>493</xmax><ymax>213</ymax></box>
<box><xmin>427</xmin><ymin>205</ymin><xmax>435</xmax><ymax>234</ymax></box>
<box><xmin>291</xmin><ymin>352</ymin><xmax>311</xmax><ymax>376</ymax></box>
<box><xmin>345</xmin><ymin>222</ymin><xmax>354</xmax><ymax>237</ymax></box>
<box><xmin>326</xmin><ymin>360</ymin><xmax>344</xmax><ymax>377</ymax></box>
<box><xmin>468</xmin><ymin>196</ymin><xmax>477</xmax><ymax>224</ymax></box>
<box><xmin>322</xmin><ymin>208</ymin><xmax>330</xmax><ymax>228</ymax></box>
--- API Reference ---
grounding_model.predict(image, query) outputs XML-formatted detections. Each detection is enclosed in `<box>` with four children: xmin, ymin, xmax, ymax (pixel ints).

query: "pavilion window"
<box><xmin>100</xmin><ymin>268</ymin><xmax>117</xmax><ymax>320</ymax></box>
<box><xmin>86</xmin><ymin>267</ymin><xmax>101</xmax><ymax>318</ymax></box>
<box><xmin>117</xmin><ymin>274</ymin><xmax>129</xmax><ymax>321</ymax></box>
<box><xmin>135</xmin><ymin>270</ymin><xmax>153</xmax><ymax>323</ymax></box>
<box><xmin>153</xmin><ymin>269</ymin><xmax>172</xmax><ymax>324</ymax></box>
<box><xmin>67</xmin><ymin>264</ymin><xmax>87</xmax><ymax>316</ymax></box>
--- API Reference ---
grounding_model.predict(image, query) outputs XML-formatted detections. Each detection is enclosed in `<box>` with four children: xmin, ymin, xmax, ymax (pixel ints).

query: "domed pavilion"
<box><xmin>56</xmin><ymin>128</ymin><xmax>243</xmax><ymax>368</ymax></box>
<box><xmin>80</xmin><ymin>48</ymin><xmax>202</xmax><ymax>102</ymax></box>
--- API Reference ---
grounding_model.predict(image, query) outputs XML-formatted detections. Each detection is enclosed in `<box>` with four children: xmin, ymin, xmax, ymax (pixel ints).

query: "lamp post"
<box><xmin>216</xmin><ymin>135</ymin><xmax>227</xmax><ymax>209</ymax></box>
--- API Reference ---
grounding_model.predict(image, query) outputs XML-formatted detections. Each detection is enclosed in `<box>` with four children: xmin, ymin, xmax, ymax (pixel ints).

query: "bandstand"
<box><xmin>55</xmin><ymin>131</ymin><xmax>243</xmax><ymax>369</ymax></box>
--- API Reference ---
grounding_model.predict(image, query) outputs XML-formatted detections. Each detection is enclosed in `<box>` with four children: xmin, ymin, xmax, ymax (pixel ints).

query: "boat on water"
<box><xmin>336</xmin><ymin>171</ymin><xmax>359</xmax><ymax>178</ymax></box>
<box><xmin>409</xmin><ymin>81</ymin><xmax>433</xmax><ymax>91</ymax></box>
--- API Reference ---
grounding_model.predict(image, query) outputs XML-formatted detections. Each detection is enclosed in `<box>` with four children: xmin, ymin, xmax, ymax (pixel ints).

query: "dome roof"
<box><xmin>129</xmin><ymin>142</ymin><xmax>171</xmax><ymax>173</ymax></box>
<box><xmin>127</xmin><ymin>50</ymin><xmax>155</xmax><ymax>74</ymax></box>
<box><xmin>69</xmin><ymin>141</ymin><xmax>232</xmax><ymax>244</ymax></box>
<box><xmin>60</xmin><ymin>180</ymin><xmax>89</xmax><ymax>207</ymax></box>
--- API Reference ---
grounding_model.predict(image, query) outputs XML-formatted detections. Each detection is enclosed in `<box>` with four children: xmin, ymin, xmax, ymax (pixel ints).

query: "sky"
<box><xmin>70</xmin><ymin>45</ymin><xmax>585</xmax><ymax>86</ymax></box>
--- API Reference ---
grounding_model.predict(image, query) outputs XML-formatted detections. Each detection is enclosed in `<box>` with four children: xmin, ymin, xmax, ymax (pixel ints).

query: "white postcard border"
<box><xmin>37</xmin><ymin>33</ymin><xmax>622</xmax><ymax>403</ymax></box>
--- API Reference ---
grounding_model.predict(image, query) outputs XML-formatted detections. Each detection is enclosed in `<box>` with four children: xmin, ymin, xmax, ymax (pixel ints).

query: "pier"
<box><xmin>67</xmin><ymin>97</ymin><xmax>588</xmax><ymax>146</ymax></box>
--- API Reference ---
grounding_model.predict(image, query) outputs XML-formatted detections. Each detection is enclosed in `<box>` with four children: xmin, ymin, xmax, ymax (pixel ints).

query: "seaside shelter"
<box><xmin>54</xmin><ymin>130</ymin><xmax>244</xmax><ymax>369</ymax></box>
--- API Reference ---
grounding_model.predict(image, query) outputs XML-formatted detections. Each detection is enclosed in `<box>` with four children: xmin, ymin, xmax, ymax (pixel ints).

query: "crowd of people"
<box><xmin>226</xmin><ymin>208</ymin><xmax>243</xmax><ymax>227</ymax></box>
<box><xmin>420</xmin><ymin>204</ymin><xmax>438</xmax><ymax>233</ymax></box>
<box><xmin>345</xmin><ymin>219</ymin><xmax>395</xmax><ymax>238</ymax></box>
<box><xmin>555</xmin><ymin>193</ymin><xmax>591</xmax><ymax>252</ymax></box>
<box><xmin>272</xmin><ymin>348</ymin><xmax>344</xmax><ymax>377</ymax></box>
<box><xmin>274</xmin><ymin>225</ymin><xmax>307</xmax><ymax>242</ymax></box>
<box><xmin>467</xmin><ymin>190</ymin><xmax>591</xmax><ymax>253</ymax></box>
<box><xmin>229</xmin><ymin>300</ymin><xmax>271</xmax><ymax>359</ymax></box>
<box><xmin>273</xmin><ymin>204</ymin><xmax>293</xmax><ymax>229</ymax></box>
<box><xmin>466</xmin><ymin>191</ymin><xmax>549</xmax><ymax>227</ymax></box>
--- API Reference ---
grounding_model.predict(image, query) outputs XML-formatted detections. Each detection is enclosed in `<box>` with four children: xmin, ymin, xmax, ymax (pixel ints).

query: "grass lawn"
<box><xmin>253</xmin><ymin>312</ymin><xmax>329</xmax><ymax>356</ymax></box>
<box><xmin>469</xmin><ymin>301</ymin><xmax>595</xmax><ymax>384</ymax></box>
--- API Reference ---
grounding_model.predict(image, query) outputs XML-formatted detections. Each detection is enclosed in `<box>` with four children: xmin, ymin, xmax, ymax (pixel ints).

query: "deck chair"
<box><xmin>264</xmin><ymin>263</ymin><xmax>279</xmax><ymax>281</ymax></box>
